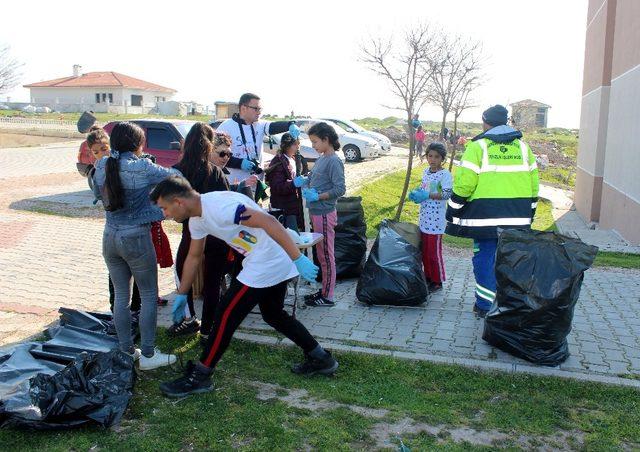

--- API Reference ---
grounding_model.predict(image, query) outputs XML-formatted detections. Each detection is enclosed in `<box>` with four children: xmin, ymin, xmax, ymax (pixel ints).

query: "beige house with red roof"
<box><xmin>23</xmin><ymin>65</ymin><xmax>176</xmax><ymax>113</ymax></box>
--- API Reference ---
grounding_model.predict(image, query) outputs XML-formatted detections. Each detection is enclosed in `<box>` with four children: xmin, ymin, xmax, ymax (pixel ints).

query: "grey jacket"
<box><xmin>308</xmin><ymin>153</ymin><xmax>346</xmax><ymax>215</ymax></box>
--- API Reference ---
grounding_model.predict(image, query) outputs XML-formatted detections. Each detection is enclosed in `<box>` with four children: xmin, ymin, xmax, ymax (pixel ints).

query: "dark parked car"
<box><xmin>76</xmin><ymin>119</ymin><xmax>196</xmax><ymax>179</ymax></box>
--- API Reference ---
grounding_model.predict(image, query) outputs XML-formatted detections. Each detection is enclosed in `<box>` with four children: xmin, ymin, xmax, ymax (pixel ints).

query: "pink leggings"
<box><xmin>311</xmin><ymin>210</ymin><xmax>337</xmax><ymax>300</ymax></box>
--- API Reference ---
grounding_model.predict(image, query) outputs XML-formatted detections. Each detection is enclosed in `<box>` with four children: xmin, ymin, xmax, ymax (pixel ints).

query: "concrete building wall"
<box><xmin>576</xmin><ymin>0</ymin><xmax>640</xmax><ymax>244</ymax></box>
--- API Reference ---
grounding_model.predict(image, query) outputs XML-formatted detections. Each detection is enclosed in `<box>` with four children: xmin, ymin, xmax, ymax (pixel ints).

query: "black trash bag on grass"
<box><xmin>0</xmin><ymin>349</ymin><xmax>135</xmax><ymax>429</ymax></box>
<box><xmin>482</xmin><ymin>229</ymin><xmax>598</xmax><ymax>366</ymax></box>
<box><xmin>356</xmin><ymin>220</ymin><xmax>428</xmax><ymax>306</ymax></box>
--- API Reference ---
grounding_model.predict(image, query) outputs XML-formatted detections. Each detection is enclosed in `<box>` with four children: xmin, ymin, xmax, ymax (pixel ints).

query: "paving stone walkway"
<box><xmin>1</xmin><ymin>141</ymin><xmax>639</xmax><ymax>388</ymax></box>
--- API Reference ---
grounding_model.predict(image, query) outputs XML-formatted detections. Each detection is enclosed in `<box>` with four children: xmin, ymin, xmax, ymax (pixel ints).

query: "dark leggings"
<box><xmin>175</xmin><ymin>221</ymin><xmax>229</xmax><ymax>333</ymax></box>
<box><xmin>200</xmin><ymin>278</ymin><xmax>319</xmax><ymax>369</ymax></box>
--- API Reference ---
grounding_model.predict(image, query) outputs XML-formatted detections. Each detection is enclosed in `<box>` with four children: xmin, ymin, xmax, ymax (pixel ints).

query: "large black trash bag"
<box><xmin>335</xmin><ymin>197</ymin><xmax>368</xmax><ymax>278</ymax></box>
<box><xmin>0</xmin><ymin>350</ymin><xmax>135</xmax><ymax>430</ymax></box>
<box><xmin>59</xmin><ymin>308</ymin><xmax>139</xmax><ymax>341</ymax></box>
<box><xmin>482</xmin><ymin>229</ymin><xmax>598</xmax><ymax>366</ymax></box>
<box><xmin>356</xmin><ymin>220</ymin><xmax>429</xmax><ymax>306</ymax></box>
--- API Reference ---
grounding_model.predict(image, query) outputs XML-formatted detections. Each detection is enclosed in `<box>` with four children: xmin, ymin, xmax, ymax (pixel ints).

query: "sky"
<box><xmin>1</xmin><ymin>0</ymin><xmax>587</xmax><ymax>128</ymax></box>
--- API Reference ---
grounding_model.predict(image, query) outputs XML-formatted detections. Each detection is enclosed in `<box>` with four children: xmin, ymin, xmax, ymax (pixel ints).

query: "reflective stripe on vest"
<box><xmin>448</xmin><ymin>199</ymin><xmax>465</xmax><ymax>209</ymax></box>
<box><xmin>477</xmin><ymin>139</ymin><xmax>531</xmax><ymax>173</ymax></box>
<box><xmin>450</xmin><ymin>217</ymin><xmax>532</xmax><ymax>226</ymax></box>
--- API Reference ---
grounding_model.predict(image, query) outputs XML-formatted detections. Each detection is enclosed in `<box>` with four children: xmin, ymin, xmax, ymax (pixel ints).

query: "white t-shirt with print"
<box><xmin>189</xmin><ymin>191</ymin><xmax>298</xmax><ymax>288</ymax></box>
<box><xmin>418</xmin><ymin>168</ymin><xmax>453</xmax><ymax>235</ymax></box>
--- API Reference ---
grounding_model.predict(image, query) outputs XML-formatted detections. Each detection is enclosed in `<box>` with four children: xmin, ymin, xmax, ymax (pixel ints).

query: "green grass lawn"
<box><xmin>1</xmin><ymin>333</ymin><xmax>638</xmax><ymax>451</ymax></box>
<box><xmin>355</xmin><ymin>165</ymin><xmax>640</xmax><ymax>269</ymax></box>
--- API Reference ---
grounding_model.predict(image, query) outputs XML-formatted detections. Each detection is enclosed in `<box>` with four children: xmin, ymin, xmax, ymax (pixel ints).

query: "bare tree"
<box><xmin>426</xmin><ymin>35</ymin><xmax>483</xmax><ymax>140</ymax></box>
<box><xmin>0</xmin><ymin>45</ymin><xmax>22</xmax><ymax>95</ymax></box>
<box><xmin>447</xmin><ymin>78</ymin><xmax>479</xmax><ymax>171</ymax></box>
<box><xmin>361</xmin><ymin>24</ymin><xmax>440</xmax><ymax>220</ymax></box>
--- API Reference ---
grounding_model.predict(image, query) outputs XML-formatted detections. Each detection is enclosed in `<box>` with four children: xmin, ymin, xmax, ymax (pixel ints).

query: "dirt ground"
<box><xmin>0</xmin><ymin>132</ymin><xmax>74</xmax><ymax>149</ymax></box>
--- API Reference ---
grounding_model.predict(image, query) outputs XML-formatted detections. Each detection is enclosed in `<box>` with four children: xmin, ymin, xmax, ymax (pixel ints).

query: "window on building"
<box><xmin>146</xmin><ymin>127</ymin><xmax>174</xmax><ymax>150</ymax></box>
<box><xmin>101</xmin><ymin>93</ymin><xmax>106</xmax><ymax>103</ymax></box>
<box><xmin>95</xmin><ymin>93</ymin><xmax>101</xmax><ymax>103</ymax></box>
<box><xmin>108</xmin><ymin>93</ymin><xmax>113</xmax><ymax>103</ymax></box>
<box><xmin>131</xmin><ymin>95</ymin><xmax>143</xmax><ymax>107</ymax></box>
<box><xmin>535</xmin><ymin>112</ymin><xmax>546</xmax><ymax>127</ymax></box>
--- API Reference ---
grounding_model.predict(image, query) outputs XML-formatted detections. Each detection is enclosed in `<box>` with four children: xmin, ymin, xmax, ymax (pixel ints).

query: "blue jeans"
<box><xmin>471</xmin><ymin>238</ymin><xmax>498</xmax><ymax>311</ymax></box>
<box><xmin>103</xmin><ymin>223</ymin><xmax>158</xmax><ymax>357</ymax></box>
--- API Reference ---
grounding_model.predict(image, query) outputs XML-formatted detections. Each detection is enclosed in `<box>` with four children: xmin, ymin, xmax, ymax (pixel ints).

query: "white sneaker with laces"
<box><xmin>139</xmin><ymin>348</ymin><xmax>177</xmax><ymax>370</ymax></box>
<box><xmin>126</xmin><ymin>348</ymin><xmax>141</xmax><ymax>361</ymax></box>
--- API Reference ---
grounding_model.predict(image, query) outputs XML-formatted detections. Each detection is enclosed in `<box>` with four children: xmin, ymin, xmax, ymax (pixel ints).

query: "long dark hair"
<box><xmin>278</xmin><ymin>132</ymin><xmax>299</xmax><ymax>155</ymax></box>
<box><xmin>176</xmin><ymin>122</ymin><xmax>215</xmax><ymax>193</ymax></box>
<box><xmin>307</xmin><ymin>122</ymin><xmax>340</xmax><ymax>151</ymax></box>
<box><xmin>105</xmin><ymin>122</ymin><xmax>145</xmax><ymax>210</ymax></box>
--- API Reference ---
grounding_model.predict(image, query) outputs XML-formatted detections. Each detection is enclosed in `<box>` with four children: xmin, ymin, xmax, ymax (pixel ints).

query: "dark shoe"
<box><xmin>160</xmin><ymin>361</ymin><xmax>213</xmax><ymax>398</ymax></box>
<box><xmin>473</xmin><ymin>304</ymin><xmax>488</xmax><ymax>318</ymax></box>
<box><xmin>199</xmin><ymin>334</ymin><xmax>209</xmax><ymax>348</ymax></box>
<box><xmin>167</xmin><ymin>318</ymin><xmax>201</xmax><ymax>337</ymax></box>
<box><xmin>303</xmin><ymin>290</ymin><xmax>322</xmax><ymax>302</ymax></box>
<box><xmin>304</xmin><ymin>296</ymin><xmax>335</xmax><ymax>307</ymax></box>
<box><xmin>292</xmin><ymin>351</ymin><xmax>339</xmax><ymax>376</ymax></box>
<box><xmin>428</xmin><ymin>283</ymin><xmax>443</xmax><ymax>293</ymax></box>
<box><xmin>157</xmin><ymin>297</ymin><xmax>168</xmax><ymax>306</ymax></box>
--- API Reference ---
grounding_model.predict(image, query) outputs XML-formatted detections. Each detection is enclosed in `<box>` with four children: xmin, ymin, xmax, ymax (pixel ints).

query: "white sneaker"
<box><xmin>139</xmin><ymin>348</ymin><xmax>177</xmax><ymax>370</ymax></box>
<box><xmin>126</xmin><ymin>348</ymin><xmax>141</xmax><ymax>361</ymax></box>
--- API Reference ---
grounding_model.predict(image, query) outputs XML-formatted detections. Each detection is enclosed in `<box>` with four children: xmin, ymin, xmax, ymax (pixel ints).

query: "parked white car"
<box><xmin>321</xmin><ymin>118</ymin><xmax>392</xmax><ymax>154</ymax></box>
<box><xmin>294</xmin><ymin>119</ymin><xmax>380</xmax><ymax>162</ymax></box>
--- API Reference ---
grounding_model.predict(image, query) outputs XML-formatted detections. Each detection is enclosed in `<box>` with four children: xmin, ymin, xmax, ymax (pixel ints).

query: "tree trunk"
<box><xmin>394</xmin><ymin>112</ymin><xmax>416</xmax><ymax>221</ymax></box>
<box><xmin>439</xmin><ymin>110</ymin><xmax>448</xmax><ymax>139</ymax></box>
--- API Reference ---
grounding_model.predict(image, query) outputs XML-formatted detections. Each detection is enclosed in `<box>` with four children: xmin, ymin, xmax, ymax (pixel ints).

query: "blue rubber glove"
<box><xmin>293</xmin><ymin>175</ymin><xmax>308</xmax><ymax>188</ymax></box>
<box><xmin>408</xmin><ymin>190</ymin><xmax>417</xmax><ymax>203</ymax></box>
<box><xmin>411</xmin><ymin>189</ymin><xmax>429</xmax><ymax>203</ymax></box>
<box><xmin>241</xmin><ymin>159</ymin><xmax>256</xmax><ymax>172</ymax></box>
<box><xmin>302</xmin><ymin>188</ymin><xmax>319</xmax><ymax>202</ymax></box>
<box><xmin>293</xmin><ymin>254</ymin><xmax>319</xmax><ymax>282</ymax></box>
<box><xmin>172</xmin><ymin>293</ymin><xmax>188</xmax><ymax>324</ymax></box>
<box><xmin>289</xmin><ymin>123</ymin><xmax>302</xmax><ymax>139</ymax></box>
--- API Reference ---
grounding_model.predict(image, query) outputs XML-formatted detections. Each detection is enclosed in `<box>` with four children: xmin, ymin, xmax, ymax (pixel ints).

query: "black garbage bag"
<box><xmin>356</xmin><ymin>220</ymin><xmax>428</xmax><ymax>306</ymax></box>
<box><xmin>76</xmin><ymin>111</ymin><xmax>97</xmax><ymax>133</ymax></box>
<box><xmin>482</xmin><ymin>229</ymin><xmax>598</xmax><ymax>366</ymax></box>
<box><xmin>0</xmin><ymin>350</ymin><xmax>135</xmax><ymax>430</ymax></box>
<box><xmin>58</xmin><ymin>308</ymin><xmax>138</xmax><ymax>341</ymax></box>
<box><xmin>30</xmin><ymin>324</ymin><xmax>120</xmax><ymax>365</ymax></box>
<box><xmin>335</xmin><ymin>197</ymin><xmax>367</xmax><ymax>278</ymax></box>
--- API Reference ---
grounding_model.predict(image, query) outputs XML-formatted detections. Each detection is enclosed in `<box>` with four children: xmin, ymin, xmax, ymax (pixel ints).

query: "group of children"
<box><xmin>86</xmin><ymin>117</ymin><xmax>346</xmax><ymax>397</ymax></box>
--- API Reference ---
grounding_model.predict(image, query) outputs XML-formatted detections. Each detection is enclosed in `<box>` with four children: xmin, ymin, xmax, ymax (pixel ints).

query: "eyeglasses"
<box><xmin>243</xmin><ymin>105</ymin><xmax>262</xmax><ymax>112</ymax></box>
<box><xmin>217</xmin><ymin>151</ymin><xmax>231</xmax><ymax>158</ymax></box>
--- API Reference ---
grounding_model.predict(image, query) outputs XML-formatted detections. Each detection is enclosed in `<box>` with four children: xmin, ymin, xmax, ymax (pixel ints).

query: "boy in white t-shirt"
<box><xmin>151</xmin><ymin>175</ymin><xmax>338</xmax><ymax>398</ymax></box>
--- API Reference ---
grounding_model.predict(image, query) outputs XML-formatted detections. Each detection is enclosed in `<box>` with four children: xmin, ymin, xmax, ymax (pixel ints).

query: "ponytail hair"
<box><xmin>104</xmin><ymin>122</ymin><xmax>145</xmax><ymax>211</ymax></box>
<box><xmin>307</xmin><ymin>122</ymin><xmax>340</xmax><ymax>151</ymax></box>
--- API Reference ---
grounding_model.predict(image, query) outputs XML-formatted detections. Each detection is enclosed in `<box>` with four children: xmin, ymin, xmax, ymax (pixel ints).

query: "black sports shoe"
<box><xmin>303</xmin><ymin>290</ymin><xmax>322</xmax><ymax>302</ymax></box>
<box><xmin>160</xmin><ymin>361</ymin><xmax>213</xmax><ymax>398</ymax></box>
<box><xmin>304</xmin><ymin>296</ymin><xmax>335</xmax><ymax>307</ymax></box>
<box><xmin>473</xmin><ymin>304</ymin><xmax>488</xmax><ymax>318</ymax></box>
<box><xmin>292</xmin><ymin>351</ymin><xmax>339</xmax><ymax>376</ymax></box>
<box><xmin>199</xmin><ymin>333</ymin><xmax>209</xmax><ymax>348</ymax></box>
<box><xmin>167</xmin><ymin>318</ymin><xmax>201</xmax><ymax>337</ymax></box>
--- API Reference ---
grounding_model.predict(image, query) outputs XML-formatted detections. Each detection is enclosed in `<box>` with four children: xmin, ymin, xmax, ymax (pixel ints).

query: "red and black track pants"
<box><xmin>199</xmin><ymin>278</ymin><xmax>319</xmax><ymax>369</ymax></box>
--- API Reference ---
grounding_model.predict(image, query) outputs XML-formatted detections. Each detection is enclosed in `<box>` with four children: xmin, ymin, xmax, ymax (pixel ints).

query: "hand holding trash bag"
<box><xmin>302</xmin><ymin>188</ymin><xmax>319</xmax><ymax>202</ymax></box>
<box><xmin>408</xmin><ymin>189</ymin><xmax>429</xmax><ymax>203</ymax></box>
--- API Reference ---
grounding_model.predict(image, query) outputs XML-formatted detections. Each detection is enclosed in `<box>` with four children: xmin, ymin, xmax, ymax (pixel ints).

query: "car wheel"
<box><xmin>343</xmin><ymin>144</ymin><xmax>361</xmax><ymax>162</ymax></box>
